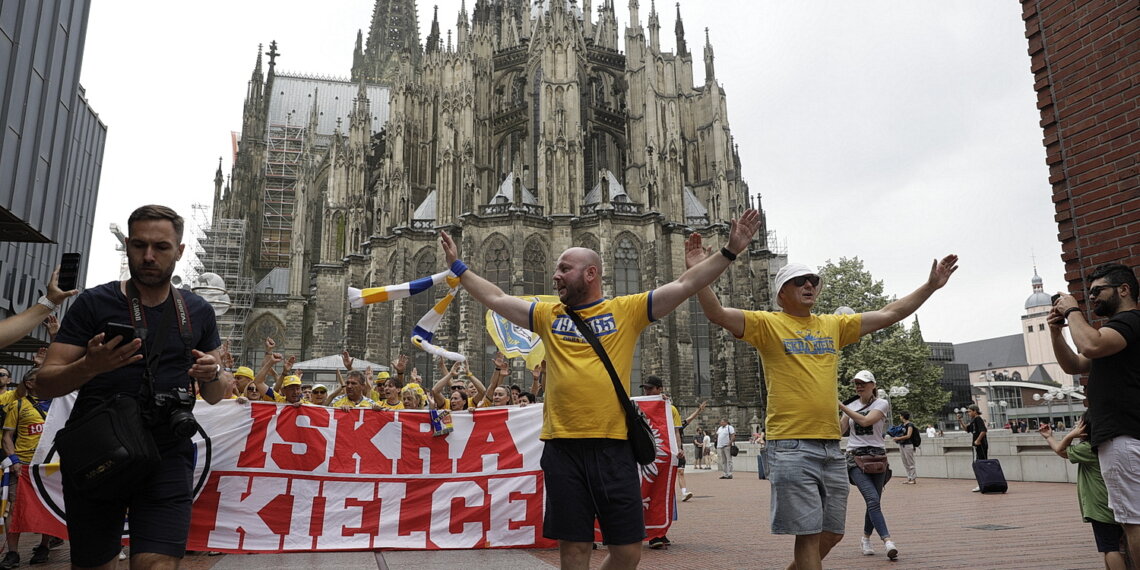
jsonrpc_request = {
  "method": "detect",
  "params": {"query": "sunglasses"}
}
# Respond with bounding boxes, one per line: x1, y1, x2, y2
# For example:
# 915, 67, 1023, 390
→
791, 275, 820, 287
1089, 284, 1120, 298
0, 373, 9, 377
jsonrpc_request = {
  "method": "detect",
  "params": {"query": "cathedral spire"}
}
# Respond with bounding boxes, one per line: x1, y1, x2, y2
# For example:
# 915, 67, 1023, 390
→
353, 0, 422, 83
213, 157, 224, 207
245, 44, 264, 105
648, 0, 660, 52
674, 2, 688, 56
703, 27, 715, 83
426, 5, 441, 54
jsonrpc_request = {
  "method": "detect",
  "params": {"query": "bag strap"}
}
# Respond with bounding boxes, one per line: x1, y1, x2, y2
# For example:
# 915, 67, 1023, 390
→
126, 281, 193, 400
563, 307, 639, 420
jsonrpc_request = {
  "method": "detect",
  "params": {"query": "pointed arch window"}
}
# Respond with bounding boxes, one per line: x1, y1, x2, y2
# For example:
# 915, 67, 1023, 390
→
480, 238, 512, 378
614, 237, 642, 383
614, 237, 640, 296
523, 241, 547, 296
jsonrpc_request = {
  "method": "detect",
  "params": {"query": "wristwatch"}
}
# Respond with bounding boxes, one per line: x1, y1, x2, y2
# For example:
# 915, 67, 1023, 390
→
37, 295, 57, 311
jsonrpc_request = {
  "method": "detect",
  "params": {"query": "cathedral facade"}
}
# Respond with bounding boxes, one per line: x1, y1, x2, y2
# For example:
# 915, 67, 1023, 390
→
205, 0, 779, 427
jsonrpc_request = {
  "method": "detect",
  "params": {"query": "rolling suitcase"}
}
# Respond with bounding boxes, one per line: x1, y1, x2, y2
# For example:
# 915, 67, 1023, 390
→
972, 459, 1008, 494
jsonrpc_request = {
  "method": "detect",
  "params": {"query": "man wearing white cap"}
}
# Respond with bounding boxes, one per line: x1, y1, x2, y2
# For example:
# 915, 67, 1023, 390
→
685, 244, 957, 570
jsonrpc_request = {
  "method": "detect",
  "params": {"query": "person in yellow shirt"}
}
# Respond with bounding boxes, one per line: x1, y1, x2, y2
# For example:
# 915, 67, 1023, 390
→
370, 371, 390, 402
439, 208, 760, 570
309, 384, 329, 406
330, 371, 379, 410
274, 375, 304, 406
1, 370, 55, 566
686, 240, 958, 570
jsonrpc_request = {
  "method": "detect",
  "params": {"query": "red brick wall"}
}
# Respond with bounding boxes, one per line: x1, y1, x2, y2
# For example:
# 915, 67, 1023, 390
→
1022, 1, 1140, 290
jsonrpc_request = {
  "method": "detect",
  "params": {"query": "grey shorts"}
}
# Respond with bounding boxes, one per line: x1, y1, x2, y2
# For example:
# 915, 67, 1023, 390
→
768, 439, 848, 535
1099, 435, 1140, 525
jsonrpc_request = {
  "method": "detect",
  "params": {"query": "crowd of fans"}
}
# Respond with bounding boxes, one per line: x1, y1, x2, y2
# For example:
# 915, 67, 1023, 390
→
225, 337, 547, 414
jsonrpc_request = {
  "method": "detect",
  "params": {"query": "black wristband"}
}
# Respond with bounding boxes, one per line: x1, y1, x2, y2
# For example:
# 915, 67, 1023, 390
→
720, 247, 737, 262
1063, 307, 1082, 318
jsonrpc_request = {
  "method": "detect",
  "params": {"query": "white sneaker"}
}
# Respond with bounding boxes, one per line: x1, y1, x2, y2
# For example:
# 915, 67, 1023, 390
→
119, 548, 128, 561
682, 491, 694, 502
971, 486, 981, 492
860, 537, 875, 555
884, 539, 898, 560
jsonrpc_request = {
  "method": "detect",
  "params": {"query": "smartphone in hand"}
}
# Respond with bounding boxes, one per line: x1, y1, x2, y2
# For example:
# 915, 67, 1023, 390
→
59, 252, 82, 290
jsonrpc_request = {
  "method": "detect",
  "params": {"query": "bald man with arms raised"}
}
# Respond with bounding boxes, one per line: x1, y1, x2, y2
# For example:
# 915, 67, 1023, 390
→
440, 209, 760, 570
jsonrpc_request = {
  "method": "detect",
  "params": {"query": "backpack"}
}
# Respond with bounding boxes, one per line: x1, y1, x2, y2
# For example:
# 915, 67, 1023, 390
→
908, 422, 922, 447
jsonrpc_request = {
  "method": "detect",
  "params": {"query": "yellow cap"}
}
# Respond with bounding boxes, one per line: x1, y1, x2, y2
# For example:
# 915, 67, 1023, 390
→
282, 375, 302, 387
234, 366, 255, 380
376, 371, 391, 381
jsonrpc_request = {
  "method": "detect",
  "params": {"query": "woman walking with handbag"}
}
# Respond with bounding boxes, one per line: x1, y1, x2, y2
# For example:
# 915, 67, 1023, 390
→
839, 370, 899, 561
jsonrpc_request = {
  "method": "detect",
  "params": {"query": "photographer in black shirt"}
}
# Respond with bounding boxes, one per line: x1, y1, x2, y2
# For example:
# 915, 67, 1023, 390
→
39, 205, 231, 568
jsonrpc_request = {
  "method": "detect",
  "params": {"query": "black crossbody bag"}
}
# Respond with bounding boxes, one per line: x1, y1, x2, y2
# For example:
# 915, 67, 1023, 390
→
564, 308, 658, 465
56, 283, 190, 493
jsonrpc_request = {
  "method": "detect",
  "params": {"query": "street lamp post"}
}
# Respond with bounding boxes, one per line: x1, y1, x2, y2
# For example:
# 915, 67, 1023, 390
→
1033, 392, 1055, 428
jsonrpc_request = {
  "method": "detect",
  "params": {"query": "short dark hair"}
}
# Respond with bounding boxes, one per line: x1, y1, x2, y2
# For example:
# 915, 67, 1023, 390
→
1087, 263, 1139, 302
520, 391, 536, 402
900, 411, 911, 420
128, 205, 185, 241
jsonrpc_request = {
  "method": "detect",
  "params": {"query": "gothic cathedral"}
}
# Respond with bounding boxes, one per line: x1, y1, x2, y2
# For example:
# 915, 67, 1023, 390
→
205, 0, 778, 425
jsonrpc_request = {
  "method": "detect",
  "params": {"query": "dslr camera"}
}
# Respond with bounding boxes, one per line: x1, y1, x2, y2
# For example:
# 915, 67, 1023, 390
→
151, 387, 199, 438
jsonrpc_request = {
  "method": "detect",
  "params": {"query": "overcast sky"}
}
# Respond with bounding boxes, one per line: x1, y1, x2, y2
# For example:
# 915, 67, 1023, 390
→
78, 1, 1066, 345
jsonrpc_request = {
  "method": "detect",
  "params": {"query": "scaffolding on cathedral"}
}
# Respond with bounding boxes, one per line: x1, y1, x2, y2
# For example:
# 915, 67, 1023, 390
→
198, 218, 253, 359
262, 123, 304, 267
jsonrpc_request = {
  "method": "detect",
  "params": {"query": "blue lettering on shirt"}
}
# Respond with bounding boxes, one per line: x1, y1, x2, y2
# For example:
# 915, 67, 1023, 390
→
782, 330, 837, 355
552, 313, 618, 342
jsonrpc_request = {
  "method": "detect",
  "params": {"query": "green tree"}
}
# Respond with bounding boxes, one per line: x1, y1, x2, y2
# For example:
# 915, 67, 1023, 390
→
815, 257, 950, 426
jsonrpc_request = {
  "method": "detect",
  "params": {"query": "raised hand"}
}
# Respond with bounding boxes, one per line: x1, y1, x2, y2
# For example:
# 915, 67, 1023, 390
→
439, 231, 460, 265
725, 208, 761, 254
265, 337, 276, 352
684, 233, 711, 270
927, 254, 959, 290
392, 354, 408, 374
46, 266, 79, 306
493, 351, 508, 371
43, 314, 60, 339
341, 349, 354, 370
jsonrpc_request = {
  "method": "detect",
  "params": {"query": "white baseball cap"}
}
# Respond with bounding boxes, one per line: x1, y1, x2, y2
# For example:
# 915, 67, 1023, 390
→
852, 370, 876, 384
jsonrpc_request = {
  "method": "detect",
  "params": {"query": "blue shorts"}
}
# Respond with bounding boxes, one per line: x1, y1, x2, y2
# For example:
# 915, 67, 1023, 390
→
540, 438, 645, 545
767, 439, 848, 535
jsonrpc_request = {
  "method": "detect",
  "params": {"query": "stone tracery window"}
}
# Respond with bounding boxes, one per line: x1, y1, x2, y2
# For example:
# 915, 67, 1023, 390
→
614, 237, 640, 296
523, 240, 547, 296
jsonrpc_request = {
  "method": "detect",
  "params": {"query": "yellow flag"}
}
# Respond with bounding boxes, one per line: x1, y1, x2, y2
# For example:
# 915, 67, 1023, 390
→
485, 295, 559, 369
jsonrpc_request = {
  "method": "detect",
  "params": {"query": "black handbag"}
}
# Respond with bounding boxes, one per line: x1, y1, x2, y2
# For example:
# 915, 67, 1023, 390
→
564, 308, 658, 465
56, 394, 160, 492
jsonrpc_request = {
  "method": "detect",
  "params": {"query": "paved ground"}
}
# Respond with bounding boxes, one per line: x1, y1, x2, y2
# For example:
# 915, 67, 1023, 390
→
11, 469, 1111, 569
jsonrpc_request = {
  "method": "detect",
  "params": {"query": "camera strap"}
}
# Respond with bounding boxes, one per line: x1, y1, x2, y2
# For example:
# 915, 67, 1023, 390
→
125, 281, 193, 400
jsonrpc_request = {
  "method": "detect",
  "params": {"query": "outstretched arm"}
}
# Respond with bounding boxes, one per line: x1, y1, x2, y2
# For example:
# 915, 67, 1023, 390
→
441, 231, 531, 328
649, 210, 760, 321
684, 235, 746, 337
859, 255, 958, 336
0, 267, 77, 350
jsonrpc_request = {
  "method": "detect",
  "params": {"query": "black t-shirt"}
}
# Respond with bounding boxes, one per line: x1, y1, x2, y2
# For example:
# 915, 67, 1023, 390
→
967, 416, 987, 445
1088, 309, 1140, 446
55, 281, 221, 421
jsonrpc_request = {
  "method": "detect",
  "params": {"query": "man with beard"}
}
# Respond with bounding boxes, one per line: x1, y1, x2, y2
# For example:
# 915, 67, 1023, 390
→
38, 205, 231, 568
685, 242, 957, 570
1050, 262, 1140, 566
439, 208, 760, 570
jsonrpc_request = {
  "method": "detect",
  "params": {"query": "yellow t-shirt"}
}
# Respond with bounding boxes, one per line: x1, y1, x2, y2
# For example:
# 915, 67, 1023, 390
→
530, 293, 653, 440
375, 398, 404, 410
739, 311, 862, 440
0, 390, 19, 409
670, 404, 682, 430
3, 397, 46, 463
330, 395, 377, 408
